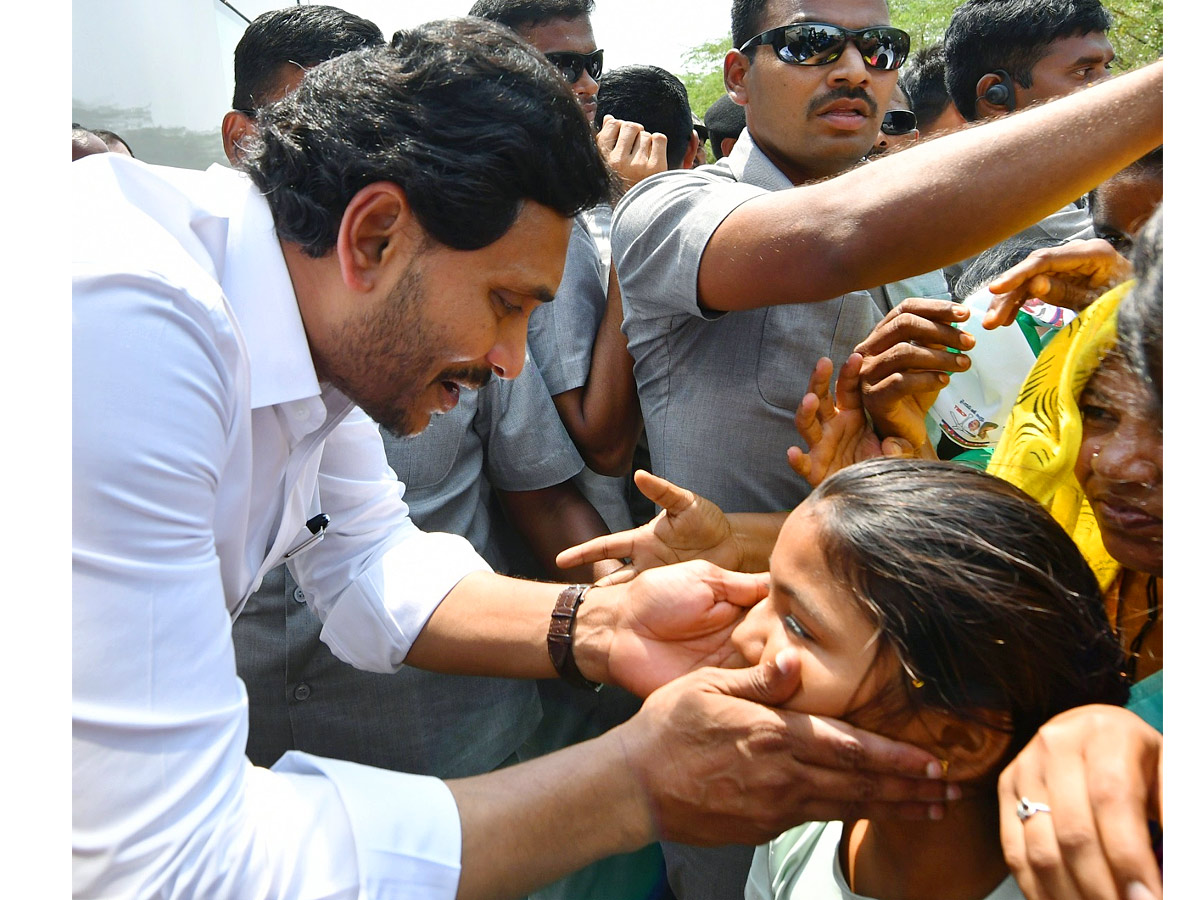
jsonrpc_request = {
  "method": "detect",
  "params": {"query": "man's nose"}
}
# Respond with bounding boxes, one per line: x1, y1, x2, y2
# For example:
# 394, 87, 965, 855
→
486, 316, 529, 380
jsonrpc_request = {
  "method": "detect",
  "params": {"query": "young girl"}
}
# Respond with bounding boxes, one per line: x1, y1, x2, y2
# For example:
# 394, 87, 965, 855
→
738, 458, 1128, 900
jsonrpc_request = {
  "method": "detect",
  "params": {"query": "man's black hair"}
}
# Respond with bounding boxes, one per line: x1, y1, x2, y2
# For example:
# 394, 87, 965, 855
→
731, 0, 770, 54
944, 0, 1112, 121
467, 0, 594, 31
92, 128, 134, 157
240, 18, 616, 258
900, 43, 953, 133
597, 65, 693, 169
231, 5, 384, 112
703, 94, 746, 159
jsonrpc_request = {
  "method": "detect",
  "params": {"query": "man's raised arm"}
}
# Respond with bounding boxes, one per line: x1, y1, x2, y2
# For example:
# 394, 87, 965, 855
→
698, 61, 1163, 311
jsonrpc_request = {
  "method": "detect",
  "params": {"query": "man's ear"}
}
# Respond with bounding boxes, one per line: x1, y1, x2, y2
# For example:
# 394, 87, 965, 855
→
974, 72, 1011, 119
221, 110, 254, 166
335, 182, 425, 294
923, 709, 1012, 782
685, 130, 701, 169
724, 49, 751, 105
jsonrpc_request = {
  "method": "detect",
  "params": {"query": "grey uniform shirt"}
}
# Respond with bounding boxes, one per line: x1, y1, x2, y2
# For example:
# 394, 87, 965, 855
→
612, 131, 884, 514
233, 354, 583, 778
527, 215, 634, 531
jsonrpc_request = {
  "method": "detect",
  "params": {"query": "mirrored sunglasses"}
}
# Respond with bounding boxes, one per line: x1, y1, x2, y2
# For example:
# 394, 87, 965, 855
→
880, 109, 918, 135
544, 49, 604, 84
739, 22, 910, 71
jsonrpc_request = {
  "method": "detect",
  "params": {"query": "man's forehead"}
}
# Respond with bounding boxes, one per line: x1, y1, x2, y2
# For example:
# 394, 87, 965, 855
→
763, 0, 890, 29
517, 15, 597, 54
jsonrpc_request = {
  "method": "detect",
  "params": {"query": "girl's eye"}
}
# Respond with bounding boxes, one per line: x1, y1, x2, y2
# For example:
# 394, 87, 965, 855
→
784, 614, 810, 641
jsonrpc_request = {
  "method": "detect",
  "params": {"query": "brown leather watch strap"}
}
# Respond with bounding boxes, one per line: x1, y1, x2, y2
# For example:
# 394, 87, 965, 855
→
547, 584, 601, 691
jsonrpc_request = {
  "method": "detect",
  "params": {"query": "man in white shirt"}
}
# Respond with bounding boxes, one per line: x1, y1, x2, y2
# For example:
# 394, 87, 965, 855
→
72, 20, 953, 900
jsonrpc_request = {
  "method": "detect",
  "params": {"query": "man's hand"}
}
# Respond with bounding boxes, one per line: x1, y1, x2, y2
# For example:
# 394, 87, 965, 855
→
788, 355, 919, 488
556, 469, 741, 586
984, 239, 1133, 329
576, 560, 769, 697
998, 705, 1162, 900
597, 115, 668, 189
853, 298, 973, 449
615, 648, 961, 846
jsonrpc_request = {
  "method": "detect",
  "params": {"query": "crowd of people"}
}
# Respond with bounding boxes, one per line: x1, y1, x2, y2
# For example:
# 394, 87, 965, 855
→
72, 0, 1163, 899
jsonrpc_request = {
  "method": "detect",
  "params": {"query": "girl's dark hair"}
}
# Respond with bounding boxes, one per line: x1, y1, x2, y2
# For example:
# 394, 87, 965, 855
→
808, 458, 1128, 762
241, 18, 616, 257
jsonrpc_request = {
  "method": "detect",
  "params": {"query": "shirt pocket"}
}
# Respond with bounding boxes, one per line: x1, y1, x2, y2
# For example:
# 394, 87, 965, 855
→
755, 292, 882, 412
384, 406, 470, 490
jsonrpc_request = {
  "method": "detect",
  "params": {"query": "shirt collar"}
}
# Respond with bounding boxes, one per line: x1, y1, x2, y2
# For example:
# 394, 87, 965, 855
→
726, 129, 796, 192
215, 165, 322, 410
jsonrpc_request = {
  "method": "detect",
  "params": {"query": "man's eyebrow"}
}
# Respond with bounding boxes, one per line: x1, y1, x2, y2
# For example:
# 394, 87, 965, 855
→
535, 287, 556, 304
1071, 52, 1112, 66
777, 580, 833, 635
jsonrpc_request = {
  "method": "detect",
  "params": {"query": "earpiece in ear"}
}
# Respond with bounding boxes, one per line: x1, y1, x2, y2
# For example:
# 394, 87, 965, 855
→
980, 69, 1017, 112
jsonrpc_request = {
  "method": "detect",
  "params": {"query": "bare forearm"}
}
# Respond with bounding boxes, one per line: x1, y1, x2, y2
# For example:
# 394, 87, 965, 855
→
555, 269, 642, 475
497, 484, 610, 582
726, 512, 788, 572
404, 571, 563, 677
700, 61, 1163, 310
449, 729, 652, 900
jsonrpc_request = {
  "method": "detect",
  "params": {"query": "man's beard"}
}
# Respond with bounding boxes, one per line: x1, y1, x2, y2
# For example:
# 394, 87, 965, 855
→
313, 262, 490, 437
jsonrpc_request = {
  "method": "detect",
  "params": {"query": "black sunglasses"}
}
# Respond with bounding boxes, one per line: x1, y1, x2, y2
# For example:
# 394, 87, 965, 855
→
739, 22, 910, 71
880, 109, 917, 135
544, 49, 604, 84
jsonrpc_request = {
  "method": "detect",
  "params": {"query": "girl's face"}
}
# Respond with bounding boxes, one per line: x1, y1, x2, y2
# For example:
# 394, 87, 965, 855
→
730, 505, 896, 722
1074, 355, 1163, 576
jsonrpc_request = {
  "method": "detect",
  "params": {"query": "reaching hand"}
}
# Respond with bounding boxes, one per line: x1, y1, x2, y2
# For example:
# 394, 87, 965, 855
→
556, 469, 741, 586
788, 355, 918, 489
853, 298, 973, 449
983, 239, 1133, 329
597, 115, 668, 189
615, 648, 961, 846
577, 560, 770, 697
998, 705, 1162, 900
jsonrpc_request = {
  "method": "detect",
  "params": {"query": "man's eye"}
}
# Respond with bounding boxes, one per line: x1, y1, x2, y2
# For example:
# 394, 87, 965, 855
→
1101, 232, 1132, 256
784, 614, 810, 640
493, 293, 522, 315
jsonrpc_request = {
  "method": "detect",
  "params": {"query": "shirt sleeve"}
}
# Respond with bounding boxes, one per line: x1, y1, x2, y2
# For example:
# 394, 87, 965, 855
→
288, 404, 491, 675
611, 170, 766, 322
72, 270, 463, 900
475, 353, 585, 493
526, 218, 608, 396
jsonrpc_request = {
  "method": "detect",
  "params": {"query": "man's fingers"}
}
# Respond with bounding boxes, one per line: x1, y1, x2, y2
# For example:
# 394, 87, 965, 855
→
632, 468, 698, 515
781, 711, 944, 780
832, 353, 865, 411
613, 120, 644, 159
786, 445, 812, 483
595, 563, 638, 587
792, 393, 822, 450
646, 132, 668, 171
556, 533, 635, 568
699, 564, 770, 609
595, 114, 621, 149
857, 308, 974, 357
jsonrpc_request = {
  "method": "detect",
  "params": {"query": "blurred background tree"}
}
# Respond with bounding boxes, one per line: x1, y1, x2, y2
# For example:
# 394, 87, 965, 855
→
676, 0, 1162, 123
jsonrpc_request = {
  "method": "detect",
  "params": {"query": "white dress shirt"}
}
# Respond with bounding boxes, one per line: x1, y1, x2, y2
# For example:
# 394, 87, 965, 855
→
73, 156, 489, 898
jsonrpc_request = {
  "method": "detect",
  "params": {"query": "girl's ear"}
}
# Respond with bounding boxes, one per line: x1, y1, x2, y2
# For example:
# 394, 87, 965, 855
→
921, 709, 1012, 782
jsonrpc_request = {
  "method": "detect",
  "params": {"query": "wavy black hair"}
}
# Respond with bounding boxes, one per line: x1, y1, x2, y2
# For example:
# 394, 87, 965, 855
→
240, 18, 616, 257
597, 65, 694, 169
468, 0, 595, 30
807, 458, 1128, 765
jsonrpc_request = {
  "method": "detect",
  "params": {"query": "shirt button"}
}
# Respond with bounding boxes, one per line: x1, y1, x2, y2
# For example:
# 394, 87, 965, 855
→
293, 588, 307, 603
293, 683, 312, 702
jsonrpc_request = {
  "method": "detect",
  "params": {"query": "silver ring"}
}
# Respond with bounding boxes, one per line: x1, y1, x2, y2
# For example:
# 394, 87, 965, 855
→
1016, 796, 1052, 822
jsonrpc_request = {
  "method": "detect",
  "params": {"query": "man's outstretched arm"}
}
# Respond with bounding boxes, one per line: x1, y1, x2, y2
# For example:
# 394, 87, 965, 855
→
697, 61, 1163, 311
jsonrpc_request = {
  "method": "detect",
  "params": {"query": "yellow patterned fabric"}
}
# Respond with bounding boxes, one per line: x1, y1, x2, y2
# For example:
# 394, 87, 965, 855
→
987, 282, 1134, 591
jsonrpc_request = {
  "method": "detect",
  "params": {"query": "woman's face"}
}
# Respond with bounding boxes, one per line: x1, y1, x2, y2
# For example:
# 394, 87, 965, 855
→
730, 505, 896, 722
1074, 354, 1163, 575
